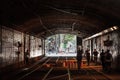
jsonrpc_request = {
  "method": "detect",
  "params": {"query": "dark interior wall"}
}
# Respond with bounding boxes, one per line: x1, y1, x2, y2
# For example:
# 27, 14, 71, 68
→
1, 26, 21, 67
83, 29, 120, 69
116, 30, 120, 70
0, 26, 43, 68
0, 25, 1, 53
0, 26, 2, 66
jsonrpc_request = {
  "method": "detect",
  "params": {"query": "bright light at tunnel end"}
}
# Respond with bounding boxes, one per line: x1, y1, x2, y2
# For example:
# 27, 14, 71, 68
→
45, 34, 77, 57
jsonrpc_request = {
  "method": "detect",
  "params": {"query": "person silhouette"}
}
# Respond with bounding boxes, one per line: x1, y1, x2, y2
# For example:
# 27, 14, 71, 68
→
85, 49, 90, 66
100, 49, 105, 70
93, 49, 99, 65
105, 49, 113, 72
76, 46, 83, 72
25, 50, 29, 65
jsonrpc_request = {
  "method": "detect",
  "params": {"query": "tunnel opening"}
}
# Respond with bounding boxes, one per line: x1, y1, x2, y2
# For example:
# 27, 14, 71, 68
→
45, 34, 77, 57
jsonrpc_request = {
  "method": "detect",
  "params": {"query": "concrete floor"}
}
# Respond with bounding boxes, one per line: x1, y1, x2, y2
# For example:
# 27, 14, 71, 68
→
1, 57, 120, 80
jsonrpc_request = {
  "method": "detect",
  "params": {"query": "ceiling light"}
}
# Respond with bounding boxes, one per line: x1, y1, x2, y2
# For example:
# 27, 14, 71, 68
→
104, 30, 108, 33
113, 26, 118, 30
110, 28, 114, 31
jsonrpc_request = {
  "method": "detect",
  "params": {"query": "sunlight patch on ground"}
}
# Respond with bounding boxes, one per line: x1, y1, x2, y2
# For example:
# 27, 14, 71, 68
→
45, 52, 77, 57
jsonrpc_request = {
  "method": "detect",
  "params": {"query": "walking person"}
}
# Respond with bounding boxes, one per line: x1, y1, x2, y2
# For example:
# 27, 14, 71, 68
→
85, 49, 90, 66
76, 46, 83, 72
105, 50, 113, 72
100, 49, 105, 70
93, 49, 99, 65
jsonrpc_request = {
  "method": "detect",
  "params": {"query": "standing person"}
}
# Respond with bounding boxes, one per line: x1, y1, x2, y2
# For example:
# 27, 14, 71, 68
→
93, 49, 99, 65
100, 49, 105, 70
25, 50, 29, 65
76, 46, 83, 72
85, 49, 90, 66
105, 50, 113, 72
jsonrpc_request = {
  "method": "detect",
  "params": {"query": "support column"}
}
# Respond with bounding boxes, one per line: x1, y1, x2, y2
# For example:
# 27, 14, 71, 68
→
23, 33, 26, 64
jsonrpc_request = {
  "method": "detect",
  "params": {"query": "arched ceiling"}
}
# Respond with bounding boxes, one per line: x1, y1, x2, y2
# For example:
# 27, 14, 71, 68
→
1, 0, 120, 38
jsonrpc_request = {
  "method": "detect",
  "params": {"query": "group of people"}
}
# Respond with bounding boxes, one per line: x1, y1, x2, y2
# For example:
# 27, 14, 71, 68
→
85, 49, 99, 66
100, 49, 113, 72
76, 46, 113, 72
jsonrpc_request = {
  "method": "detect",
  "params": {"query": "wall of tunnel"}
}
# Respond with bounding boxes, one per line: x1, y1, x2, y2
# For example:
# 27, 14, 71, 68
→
83, 29, 120, 70
0, 26, 44, 68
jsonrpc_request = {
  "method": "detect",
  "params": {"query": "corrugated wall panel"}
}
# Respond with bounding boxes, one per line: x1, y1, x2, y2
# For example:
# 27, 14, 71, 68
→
30, 36, 42, 58
0, 26, 44, 68
83, 30, 120, 69
2, 26, 14, 67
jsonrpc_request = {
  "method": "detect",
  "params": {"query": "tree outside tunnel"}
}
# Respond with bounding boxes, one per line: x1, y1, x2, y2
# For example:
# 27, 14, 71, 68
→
45, 34, 77, 56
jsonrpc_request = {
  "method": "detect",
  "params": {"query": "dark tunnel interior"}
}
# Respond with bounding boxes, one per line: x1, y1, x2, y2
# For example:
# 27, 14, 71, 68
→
0, 0, 120, 80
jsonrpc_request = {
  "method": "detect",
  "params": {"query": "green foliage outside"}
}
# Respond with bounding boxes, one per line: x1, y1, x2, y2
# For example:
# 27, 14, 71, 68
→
64, 34, 74, 44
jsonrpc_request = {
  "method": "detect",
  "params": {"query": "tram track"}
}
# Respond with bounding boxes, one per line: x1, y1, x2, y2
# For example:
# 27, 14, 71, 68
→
4, 56, 113, 80
17, 57, 48, 74
14, 57, 52, 80
16, 57, 60, 80
41, 56, 71, 80
88, 68, 112, 80
41, 56, 69, 80
70, 68, 112, 80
